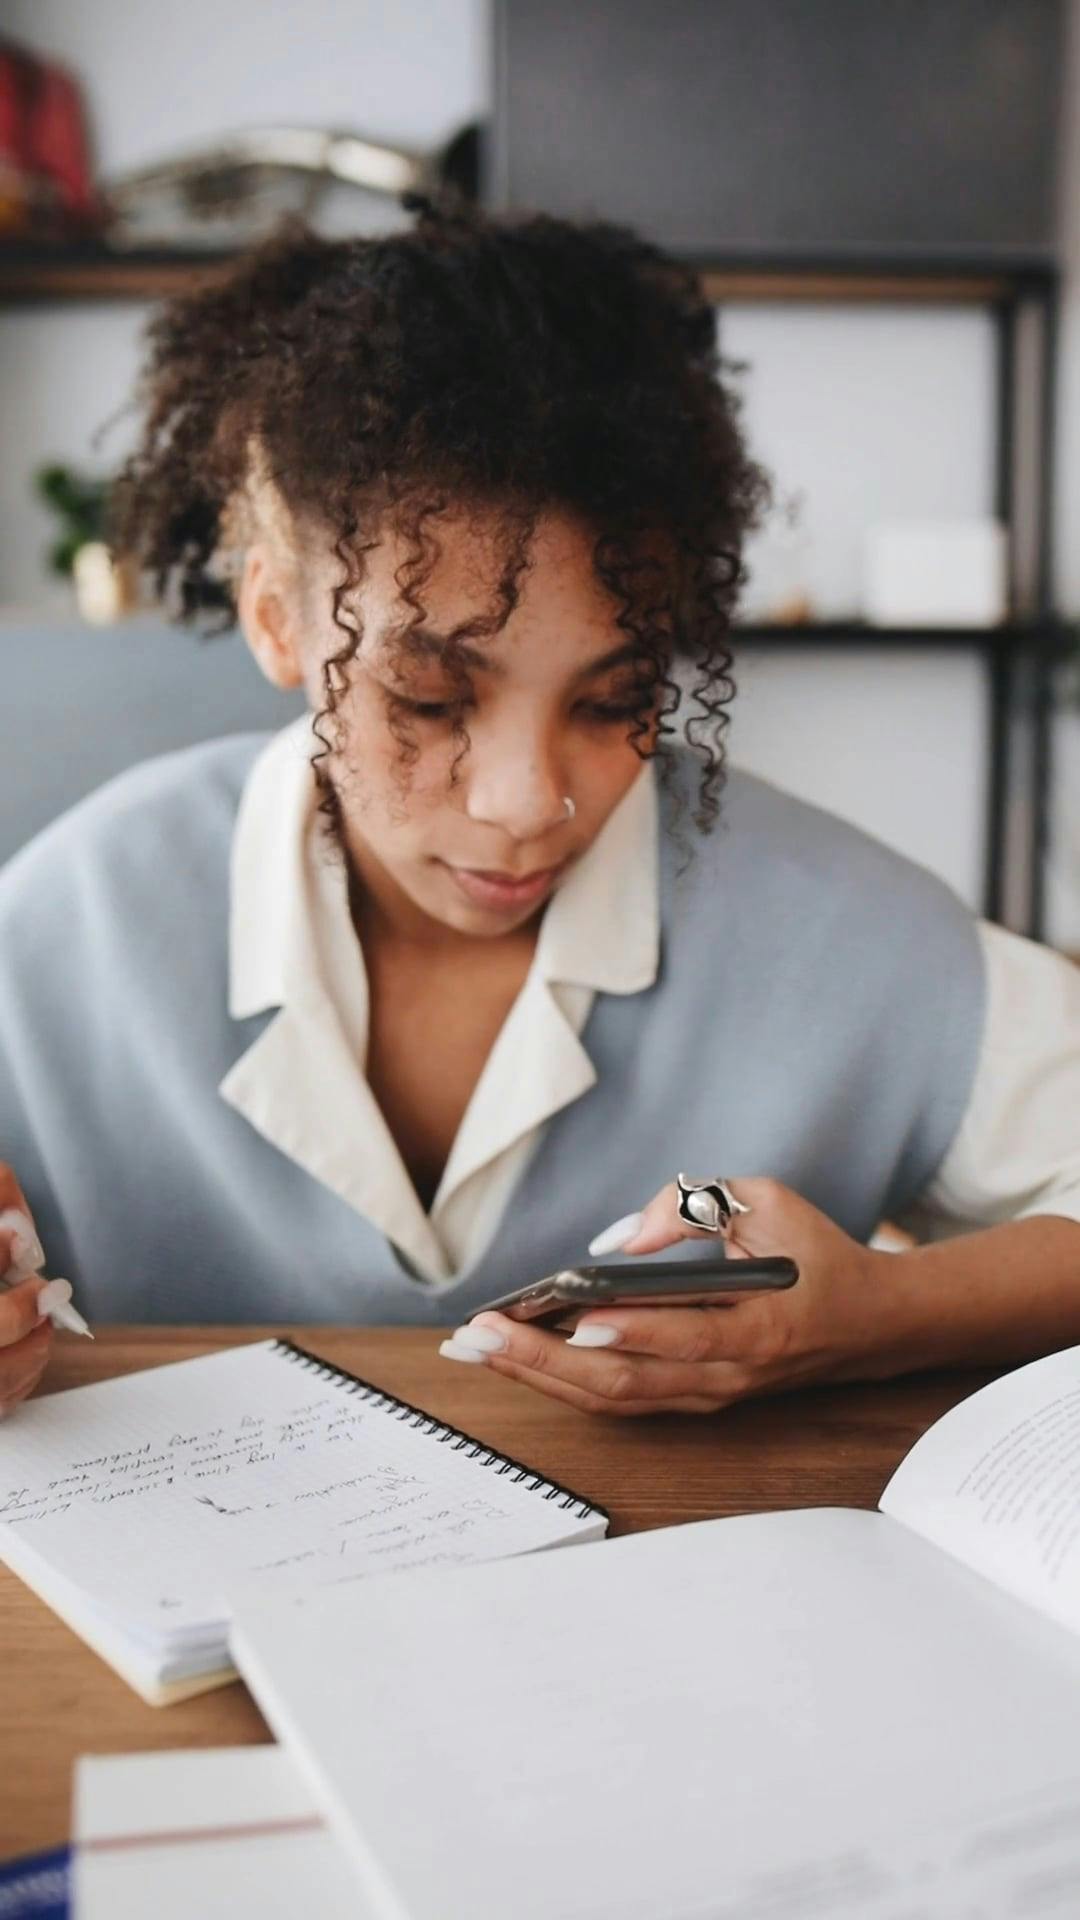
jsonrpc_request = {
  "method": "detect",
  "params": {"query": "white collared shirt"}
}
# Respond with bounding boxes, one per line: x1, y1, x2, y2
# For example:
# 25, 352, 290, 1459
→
219, 719, 1080, 1283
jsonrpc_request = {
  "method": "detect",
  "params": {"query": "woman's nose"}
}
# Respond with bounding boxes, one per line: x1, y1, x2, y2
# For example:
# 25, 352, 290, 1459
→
464, 735, 569, 843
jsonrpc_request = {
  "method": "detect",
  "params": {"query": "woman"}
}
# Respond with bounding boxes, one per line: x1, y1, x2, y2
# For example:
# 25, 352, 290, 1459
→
2, 201, 1079, 1420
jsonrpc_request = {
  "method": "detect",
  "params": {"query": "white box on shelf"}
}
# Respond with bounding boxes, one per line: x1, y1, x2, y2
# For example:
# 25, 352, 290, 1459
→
862, 519, 1007, 627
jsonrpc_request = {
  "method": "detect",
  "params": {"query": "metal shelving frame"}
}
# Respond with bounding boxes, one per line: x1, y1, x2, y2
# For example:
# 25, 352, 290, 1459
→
698, 254, 1065, 936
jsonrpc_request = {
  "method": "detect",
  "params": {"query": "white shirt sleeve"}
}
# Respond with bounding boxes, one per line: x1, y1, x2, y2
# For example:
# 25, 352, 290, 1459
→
899, 922, 1080, 1239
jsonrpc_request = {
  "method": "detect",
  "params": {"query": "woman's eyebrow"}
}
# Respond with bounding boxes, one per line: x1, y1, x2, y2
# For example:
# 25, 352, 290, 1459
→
575, 640, 639, 680
380, 624, 491, 671
378, 626, 639, 680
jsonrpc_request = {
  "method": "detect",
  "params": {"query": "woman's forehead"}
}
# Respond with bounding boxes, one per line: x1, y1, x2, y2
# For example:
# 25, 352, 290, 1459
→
359, 511, 627, 655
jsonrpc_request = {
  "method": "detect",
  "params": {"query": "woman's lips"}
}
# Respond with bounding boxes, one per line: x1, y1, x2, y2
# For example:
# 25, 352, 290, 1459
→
443, 860, 566, 911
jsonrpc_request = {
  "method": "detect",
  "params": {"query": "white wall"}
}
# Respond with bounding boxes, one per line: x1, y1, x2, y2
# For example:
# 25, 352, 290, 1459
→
1, 303, 147, 611
730, 305, 995, 623
724, 303, 994, 905
3, 0, 487, 173
2, 0, 1076, 929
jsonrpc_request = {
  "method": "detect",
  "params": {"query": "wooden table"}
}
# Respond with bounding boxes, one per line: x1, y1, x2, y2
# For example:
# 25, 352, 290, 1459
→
1, 1326, 998, 1859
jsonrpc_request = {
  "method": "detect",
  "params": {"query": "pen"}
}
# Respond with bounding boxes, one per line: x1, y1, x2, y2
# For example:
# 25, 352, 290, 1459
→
0, 1208, 94, 1340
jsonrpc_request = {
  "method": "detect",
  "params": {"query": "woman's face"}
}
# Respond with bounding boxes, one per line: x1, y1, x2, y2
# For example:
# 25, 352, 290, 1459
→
269, 510, 658, 938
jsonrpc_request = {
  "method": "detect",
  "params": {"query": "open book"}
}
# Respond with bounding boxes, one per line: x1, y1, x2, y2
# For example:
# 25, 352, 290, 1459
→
876, 1339, 1080, 1626
231, 1345, 1080, 1920
0, 1339, 607, 1704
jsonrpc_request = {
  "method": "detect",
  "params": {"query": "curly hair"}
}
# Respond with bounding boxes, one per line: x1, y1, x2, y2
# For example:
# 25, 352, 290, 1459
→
111, 196, 767, 832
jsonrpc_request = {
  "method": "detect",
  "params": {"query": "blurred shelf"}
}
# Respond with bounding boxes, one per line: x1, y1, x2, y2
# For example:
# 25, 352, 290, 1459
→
697, 263, 1055, 305
0, 241, 1059, 307
0, 242, 238, 304
734, 619, 1074, 653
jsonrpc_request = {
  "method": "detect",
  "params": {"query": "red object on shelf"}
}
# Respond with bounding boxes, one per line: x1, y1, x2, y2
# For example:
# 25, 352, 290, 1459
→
0, 38, 99, 237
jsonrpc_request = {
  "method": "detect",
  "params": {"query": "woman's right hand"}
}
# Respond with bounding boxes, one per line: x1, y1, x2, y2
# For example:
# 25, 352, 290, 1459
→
0, 1163, 53, 1416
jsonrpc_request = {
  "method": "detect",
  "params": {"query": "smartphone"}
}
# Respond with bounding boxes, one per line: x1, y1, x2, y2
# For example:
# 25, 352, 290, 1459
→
471, 1256, 798, 1327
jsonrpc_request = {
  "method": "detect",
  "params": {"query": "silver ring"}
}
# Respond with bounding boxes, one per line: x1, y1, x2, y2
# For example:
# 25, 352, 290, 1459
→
563, 795, 576, 820
675, 1173, 751, 1237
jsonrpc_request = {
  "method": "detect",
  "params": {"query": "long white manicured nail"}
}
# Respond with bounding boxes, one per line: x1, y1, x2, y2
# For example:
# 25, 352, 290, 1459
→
0, 1209, 45, 1279
451, 1323, 508, 1354
566, 1324, 621, 1348
587, 1212, 644, 1257
439, 1339, 488, 1366
37, 1279, 72, 1317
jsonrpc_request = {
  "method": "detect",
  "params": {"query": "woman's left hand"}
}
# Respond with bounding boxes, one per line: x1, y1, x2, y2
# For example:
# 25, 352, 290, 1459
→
440, 1178, 900, 1416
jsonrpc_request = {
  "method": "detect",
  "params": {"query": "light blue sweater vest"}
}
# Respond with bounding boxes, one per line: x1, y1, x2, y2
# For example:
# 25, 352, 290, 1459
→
0, 737, 984, 1324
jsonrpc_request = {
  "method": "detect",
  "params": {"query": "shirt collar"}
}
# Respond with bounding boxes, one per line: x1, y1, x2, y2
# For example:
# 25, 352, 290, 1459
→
228, 715, 319, 1020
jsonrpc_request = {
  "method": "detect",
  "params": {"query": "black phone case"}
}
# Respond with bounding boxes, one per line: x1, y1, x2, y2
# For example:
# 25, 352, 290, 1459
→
475, 1256, 798, 1323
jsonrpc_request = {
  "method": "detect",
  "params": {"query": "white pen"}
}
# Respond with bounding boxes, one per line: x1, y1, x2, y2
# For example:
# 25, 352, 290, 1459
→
0, 1208, 94, 1339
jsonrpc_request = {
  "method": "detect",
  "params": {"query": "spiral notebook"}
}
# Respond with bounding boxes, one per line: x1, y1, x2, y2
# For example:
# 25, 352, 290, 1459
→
0, 1339, 607, 1705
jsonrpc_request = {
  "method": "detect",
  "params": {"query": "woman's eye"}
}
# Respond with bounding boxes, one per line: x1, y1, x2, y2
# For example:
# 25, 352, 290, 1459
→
579, 698, 643, 724
384, 690, 465, 722
401, 698, 454, 719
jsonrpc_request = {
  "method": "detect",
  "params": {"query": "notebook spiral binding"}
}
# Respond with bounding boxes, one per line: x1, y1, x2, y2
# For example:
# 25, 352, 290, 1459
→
271, 1339, 606, 1522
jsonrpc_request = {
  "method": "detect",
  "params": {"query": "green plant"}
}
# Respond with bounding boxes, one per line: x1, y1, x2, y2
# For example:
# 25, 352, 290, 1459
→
34, 463, 112, 577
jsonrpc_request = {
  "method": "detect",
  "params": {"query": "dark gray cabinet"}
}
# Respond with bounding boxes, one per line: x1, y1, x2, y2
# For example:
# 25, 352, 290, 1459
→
490, 0, 1064, 260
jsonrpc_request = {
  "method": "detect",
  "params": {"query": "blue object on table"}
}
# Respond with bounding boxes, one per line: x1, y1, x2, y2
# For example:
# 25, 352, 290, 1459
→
0, 1846, 70, 1917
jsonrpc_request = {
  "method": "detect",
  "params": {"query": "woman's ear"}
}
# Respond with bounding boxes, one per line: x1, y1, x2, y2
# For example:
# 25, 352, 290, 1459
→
238, 545, 304, 689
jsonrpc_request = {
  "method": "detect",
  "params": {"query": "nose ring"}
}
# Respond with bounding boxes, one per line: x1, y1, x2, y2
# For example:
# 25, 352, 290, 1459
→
563, 795, 576, 820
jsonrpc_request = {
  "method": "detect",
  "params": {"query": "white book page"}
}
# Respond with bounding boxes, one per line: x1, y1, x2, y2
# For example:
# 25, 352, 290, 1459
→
232, 1507, 1080, 1920
74, 1747, 368, 1919
879, 1344, 1080, 1635
0, 1341, 603, 1643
